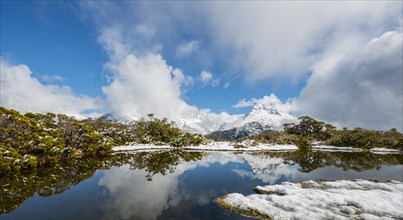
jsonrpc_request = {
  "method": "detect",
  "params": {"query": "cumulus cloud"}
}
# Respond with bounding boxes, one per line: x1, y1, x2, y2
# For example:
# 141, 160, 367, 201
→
296, 29, 403, 131
97, 26, 227, 127
101, 52, 193, 119
207, 1, 400, 82
73, 3, 244, 134
78, 3, 196, 120
79, 2, 402, 131
234, 94, 297, 114
0, 59, 102, 118
172, 68, 194, 88
176, 40, 200, 58
82, 2, 399, 83
199, 70, 219, 87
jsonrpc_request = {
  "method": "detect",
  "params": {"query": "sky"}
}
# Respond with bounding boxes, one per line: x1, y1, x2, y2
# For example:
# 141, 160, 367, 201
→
1, 1, 402, 131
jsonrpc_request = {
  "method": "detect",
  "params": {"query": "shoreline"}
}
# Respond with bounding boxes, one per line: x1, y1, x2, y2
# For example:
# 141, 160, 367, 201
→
112, 142, 403, 154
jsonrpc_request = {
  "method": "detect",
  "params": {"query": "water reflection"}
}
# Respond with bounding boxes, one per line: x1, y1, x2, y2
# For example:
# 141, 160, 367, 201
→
98, 151, 244, 219
98, 151, 204, 220
110, 150, 204, 181
232, 154, 298, 184
97, 151, 403, 219
0, 157, 109, 214
287, 150, 403, 172
1, 150, 402, 219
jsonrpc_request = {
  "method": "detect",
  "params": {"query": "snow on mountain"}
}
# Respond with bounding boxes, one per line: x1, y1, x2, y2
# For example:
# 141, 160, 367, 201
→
99, 103, 297, 136
219, 104, 297, 131
207, 104, 298, 139
100, 112, 141, 125
175, 111, 242, 135
99, 110, 242, 135
171, 103, 297, 135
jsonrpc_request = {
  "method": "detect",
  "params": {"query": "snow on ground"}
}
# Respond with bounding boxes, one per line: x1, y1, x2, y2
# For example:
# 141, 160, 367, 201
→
112, 144, 172, 151
311, 145, 362, 152
113, 142, 402, 153
185, 142, 298, 151
219, 179, 403, 220
113, 141, 298, 152
370, 148, 403, 154
312, 145, 403, 153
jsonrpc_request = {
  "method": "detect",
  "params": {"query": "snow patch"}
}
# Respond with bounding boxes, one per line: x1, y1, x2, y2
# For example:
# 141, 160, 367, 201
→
312, 145, 362, 152
113, 143, 402, 154
370, 148, 403, 154
113, 142, 298, 152
220, 179, 403, 219
112, 144, 172, 151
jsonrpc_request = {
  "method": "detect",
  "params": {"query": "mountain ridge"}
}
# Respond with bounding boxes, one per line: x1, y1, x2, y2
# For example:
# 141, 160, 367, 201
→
206, 104, 298, 140
103, 103, 298, 139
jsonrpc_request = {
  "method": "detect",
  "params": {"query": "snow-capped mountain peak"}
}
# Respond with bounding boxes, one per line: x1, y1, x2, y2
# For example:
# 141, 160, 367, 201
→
249, 104, 282, 116
206, 104, 298, 139
218, 104, 297, 132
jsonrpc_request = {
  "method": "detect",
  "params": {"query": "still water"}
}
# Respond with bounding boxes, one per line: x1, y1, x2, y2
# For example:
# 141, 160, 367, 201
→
1, 150, 402, 220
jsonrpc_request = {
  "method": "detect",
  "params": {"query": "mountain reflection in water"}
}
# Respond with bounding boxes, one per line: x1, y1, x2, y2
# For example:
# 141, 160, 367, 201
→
1, 150, 402, 219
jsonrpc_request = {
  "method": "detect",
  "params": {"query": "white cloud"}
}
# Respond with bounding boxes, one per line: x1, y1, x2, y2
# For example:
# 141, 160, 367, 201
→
172, 68, 194, 88
98, 27, 223, 126
83, 2, 400, 85
101, 51, 192, 119
84, 7, 199, 120
40, 75, 65, 83
200, 70, 212, 83
234, 94, 297, 114
199, 70, 219, 87
223, 75, 240, 89
77, 4, 241, 133
296, 29, 403, 131
0, 59, 102, 118
86, 2, 400, 83
176, 40, 200, 58
79, 2, 402, 131
206, 1, 401, 82
135, 23, 156, 39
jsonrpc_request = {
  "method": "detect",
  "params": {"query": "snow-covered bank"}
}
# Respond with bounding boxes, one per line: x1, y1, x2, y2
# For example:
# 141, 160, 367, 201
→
370, 148, 403, 154
218, 179, 403, 219
112, 142, 298, 152
185, 142, 298, 151
112, 145, 172, 151
113, 142, 402, 153
311, 145, 361, 152
312, 145, 403, 154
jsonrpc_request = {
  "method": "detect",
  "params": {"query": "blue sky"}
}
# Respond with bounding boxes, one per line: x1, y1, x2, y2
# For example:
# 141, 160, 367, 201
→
1, 2, 107, 98
1, 1, 402, 131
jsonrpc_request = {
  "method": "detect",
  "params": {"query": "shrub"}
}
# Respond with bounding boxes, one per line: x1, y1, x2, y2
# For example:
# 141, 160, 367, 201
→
295, 137, 312, 151
0, 107, 113, 174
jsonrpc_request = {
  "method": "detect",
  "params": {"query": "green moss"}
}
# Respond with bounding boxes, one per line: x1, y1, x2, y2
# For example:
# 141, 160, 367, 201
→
215, 196, 272, 219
